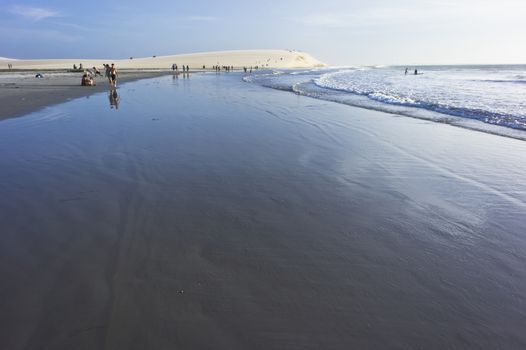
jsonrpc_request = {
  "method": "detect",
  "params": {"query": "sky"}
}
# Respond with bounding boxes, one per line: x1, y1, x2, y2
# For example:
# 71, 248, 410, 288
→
1, 0, 525, 65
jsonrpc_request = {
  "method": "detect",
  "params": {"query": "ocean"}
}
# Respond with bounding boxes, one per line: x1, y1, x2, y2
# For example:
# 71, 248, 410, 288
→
244, 65, 526, 140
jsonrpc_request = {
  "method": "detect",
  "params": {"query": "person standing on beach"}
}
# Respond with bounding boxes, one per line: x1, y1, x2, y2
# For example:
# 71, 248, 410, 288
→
105, 64, 112, 84
110, 63, 118, 87
405, 68, 408, 75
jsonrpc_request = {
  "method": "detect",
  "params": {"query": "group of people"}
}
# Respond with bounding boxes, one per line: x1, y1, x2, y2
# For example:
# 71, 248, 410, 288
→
81, 73, 96, 86
243, 66, 258, 73
169, 64, 261, 73
80, 66, 104, 86
78, 63, 117, 87
104, 63, 118, 87
171, 64, 190, 72
213, 65, 234, 72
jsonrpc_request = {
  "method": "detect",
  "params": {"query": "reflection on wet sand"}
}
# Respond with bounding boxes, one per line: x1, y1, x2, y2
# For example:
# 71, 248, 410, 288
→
172, 72, 190, 80
109, 89, 120, 109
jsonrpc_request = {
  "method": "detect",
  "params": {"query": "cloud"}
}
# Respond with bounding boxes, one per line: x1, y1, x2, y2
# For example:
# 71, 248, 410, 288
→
289, 1, 526, 28
290, 13, 354, 28
288, 11, 416, 28
49, 21, 91, 31
0, 26, 80, 43
9, 5, 60, 21
182, 15, 218, 22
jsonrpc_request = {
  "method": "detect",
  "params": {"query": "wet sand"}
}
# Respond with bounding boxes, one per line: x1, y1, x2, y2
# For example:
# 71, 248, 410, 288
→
1, 74, 526, 349
0, 70, 172, 121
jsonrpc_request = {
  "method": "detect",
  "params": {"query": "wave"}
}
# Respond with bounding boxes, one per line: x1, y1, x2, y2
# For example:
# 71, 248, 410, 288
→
473, 79, 526, 84
244, 66, 526, 139
314, 78, 525, 130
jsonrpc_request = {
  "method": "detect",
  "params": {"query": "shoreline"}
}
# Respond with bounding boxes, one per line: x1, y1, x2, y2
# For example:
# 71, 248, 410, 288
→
4, 69, 525, 144
0, 70, 176, 121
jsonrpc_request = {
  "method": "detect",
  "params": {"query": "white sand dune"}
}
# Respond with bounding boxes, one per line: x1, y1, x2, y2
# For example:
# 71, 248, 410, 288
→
0, 49, 326, 70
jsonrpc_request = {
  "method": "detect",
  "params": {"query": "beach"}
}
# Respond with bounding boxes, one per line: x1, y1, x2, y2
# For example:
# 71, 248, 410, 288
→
1, 71, 526, 349
0, 49, 325, 121
0, 71, 173, 121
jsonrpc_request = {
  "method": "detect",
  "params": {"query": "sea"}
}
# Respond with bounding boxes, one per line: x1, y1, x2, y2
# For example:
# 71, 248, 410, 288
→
244, 65, 526, 140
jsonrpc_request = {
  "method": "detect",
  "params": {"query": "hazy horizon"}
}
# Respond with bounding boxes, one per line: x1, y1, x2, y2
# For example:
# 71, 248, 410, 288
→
1, 0, 525, 65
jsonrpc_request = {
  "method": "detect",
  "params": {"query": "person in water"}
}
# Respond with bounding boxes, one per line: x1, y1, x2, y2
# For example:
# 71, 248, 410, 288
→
405, 68, 408, 75
414, 69, 418, 75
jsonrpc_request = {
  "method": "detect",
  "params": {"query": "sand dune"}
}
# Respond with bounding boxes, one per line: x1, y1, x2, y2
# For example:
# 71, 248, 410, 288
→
0, 49, 326, 70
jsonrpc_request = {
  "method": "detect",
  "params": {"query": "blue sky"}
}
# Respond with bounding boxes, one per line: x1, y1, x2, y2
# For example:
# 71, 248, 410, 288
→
1, 0, 525, 65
